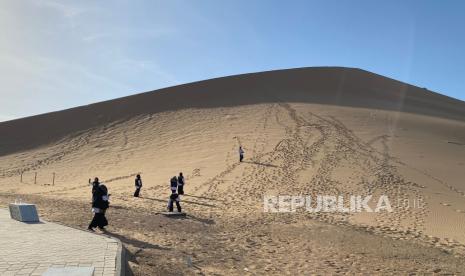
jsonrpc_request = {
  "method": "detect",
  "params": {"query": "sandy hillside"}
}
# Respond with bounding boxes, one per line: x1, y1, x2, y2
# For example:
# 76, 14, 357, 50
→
1, 67, 465, 275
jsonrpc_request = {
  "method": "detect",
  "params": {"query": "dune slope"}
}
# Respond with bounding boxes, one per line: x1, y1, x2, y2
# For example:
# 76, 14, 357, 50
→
1, 67, 465, 274
1, 67, 464, 156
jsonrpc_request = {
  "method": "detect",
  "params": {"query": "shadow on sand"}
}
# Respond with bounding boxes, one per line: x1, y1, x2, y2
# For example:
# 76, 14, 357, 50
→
102, 230, 169, 275
242, 160, 279, 168
160, 213, 215, 225
24, 221, 45, 224
183, 194, 221, 201
143, 197, 218, 208
448, 141, 465, 146
186, 214, 215, 225
103, 229, 170, 252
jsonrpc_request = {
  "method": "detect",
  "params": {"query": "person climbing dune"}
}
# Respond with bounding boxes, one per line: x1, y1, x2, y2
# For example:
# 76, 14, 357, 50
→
168, 192, 182, 212
177, 172, 185, 195
134, 174, 142, 197
239, 146, 245, 162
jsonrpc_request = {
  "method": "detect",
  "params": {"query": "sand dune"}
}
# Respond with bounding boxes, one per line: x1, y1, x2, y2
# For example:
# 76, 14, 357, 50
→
1, 67, 464, 157
1, 67, 465, 274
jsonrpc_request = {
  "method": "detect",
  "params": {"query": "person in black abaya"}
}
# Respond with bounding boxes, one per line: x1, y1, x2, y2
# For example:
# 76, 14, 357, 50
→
177, 172, 184, 195
134, 174, 142, 197
88, 183, 109, 231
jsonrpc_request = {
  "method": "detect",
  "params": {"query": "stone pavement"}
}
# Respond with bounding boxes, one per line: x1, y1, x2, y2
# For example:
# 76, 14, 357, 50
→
0, 209, 121, 276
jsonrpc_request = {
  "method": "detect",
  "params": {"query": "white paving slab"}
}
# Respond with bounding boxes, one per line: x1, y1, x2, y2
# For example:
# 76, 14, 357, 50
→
0, 209, 120, 276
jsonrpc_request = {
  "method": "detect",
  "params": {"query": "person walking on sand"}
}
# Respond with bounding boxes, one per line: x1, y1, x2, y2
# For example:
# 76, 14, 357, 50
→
239, 146, 245, 162
168, 193, 182, 212
91, 177, 100, 193
170, 176, 178, 193
177, 172, 185, 195
88, 182, 110, 231
134, 174, 142, 197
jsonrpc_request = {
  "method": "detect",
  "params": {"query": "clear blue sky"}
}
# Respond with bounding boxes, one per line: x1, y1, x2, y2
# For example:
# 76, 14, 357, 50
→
1, 0, 464, 121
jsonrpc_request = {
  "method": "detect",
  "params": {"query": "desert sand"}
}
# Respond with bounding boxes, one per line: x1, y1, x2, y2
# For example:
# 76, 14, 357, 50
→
1, 67, 465, 275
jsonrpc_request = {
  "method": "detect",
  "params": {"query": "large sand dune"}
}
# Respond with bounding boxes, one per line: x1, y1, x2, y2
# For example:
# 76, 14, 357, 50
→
1, 67, 465, 274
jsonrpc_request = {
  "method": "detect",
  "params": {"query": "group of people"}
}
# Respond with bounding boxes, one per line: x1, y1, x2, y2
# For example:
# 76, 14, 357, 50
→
168, 172, 184, 212
87, 147, 245, 231
169, 172, 184, 195
133, 172, 184, 212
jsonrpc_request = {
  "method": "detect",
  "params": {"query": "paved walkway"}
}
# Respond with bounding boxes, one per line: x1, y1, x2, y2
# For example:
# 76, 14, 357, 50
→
0, 209, 121, 276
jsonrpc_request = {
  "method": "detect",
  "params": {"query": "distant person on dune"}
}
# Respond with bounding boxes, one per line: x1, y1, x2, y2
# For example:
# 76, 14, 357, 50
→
168, 193, 182, 212
170, 176, 178, 193
91, 177, 100, 193
88, 182, 110, 231
239, 146, 245, 162
177, 172, 185, 195
134, 174, 142, 197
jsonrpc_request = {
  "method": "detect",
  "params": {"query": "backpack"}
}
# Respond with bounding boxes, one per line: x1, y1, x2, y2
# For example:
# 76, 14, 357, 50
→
99, 184, 110, 209
99, 184, 108, 195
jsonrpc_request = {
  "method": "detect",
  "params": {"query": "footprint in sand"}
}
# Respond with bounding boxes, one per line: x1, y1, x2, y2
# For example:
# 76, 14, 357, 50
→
191, 168, 201, 177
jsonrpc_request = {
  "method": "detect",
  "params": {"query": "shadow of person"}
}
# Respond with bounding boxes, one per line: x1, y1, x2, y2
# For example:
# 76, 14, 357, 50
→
186, 214, 215, 225
144, 197, 218, 208
182, 199, 217, 208
242, 160, 279, 168
183, 194, 221, 201
103, 229, 171, 251
141, 197, 165, 203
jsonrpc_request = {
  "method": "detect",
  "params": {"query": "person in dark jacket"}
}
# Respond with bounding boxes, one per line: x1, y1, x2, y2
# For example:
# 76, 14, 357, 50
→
170, 176, 178, 193
88, 183, 109, 231
134, 174, 142, 197
177, 172, 185, 195
91, 177, 100, 193
168, 193, 182, 212
239, 146, 245, 162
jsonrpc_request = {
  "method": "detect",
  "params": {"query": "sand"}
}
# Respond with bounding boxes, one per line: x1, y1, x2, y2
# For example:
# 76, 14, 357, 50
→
1, 67, 465, 275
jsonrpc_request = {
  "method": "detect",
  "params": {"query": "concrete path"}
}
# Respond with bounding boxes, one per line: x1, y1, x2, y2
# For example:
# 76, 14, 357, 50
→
0, 209, 121, 276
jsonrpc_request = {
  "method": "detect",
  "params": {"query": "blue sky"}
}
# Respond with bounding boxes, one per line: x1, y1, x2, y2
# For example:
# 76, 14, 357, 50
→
0, 0, 464, 121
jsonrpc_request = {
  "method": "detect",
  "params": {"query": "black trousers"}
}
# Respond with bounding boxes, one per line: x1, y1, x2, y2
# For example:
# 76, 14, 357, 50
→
134, 187, 141, 197
168, 200, 182, 212
240, 154, 244, 162
89, 212, 108, 229
178, 185, 184, 195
